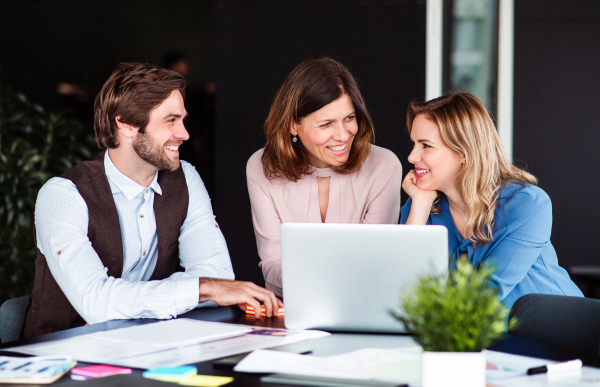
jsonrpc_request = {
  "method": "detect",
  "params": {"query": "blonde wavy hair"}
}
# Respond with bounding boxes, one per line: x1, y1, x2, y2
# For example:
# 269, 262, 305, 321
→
407, 93, 537, 244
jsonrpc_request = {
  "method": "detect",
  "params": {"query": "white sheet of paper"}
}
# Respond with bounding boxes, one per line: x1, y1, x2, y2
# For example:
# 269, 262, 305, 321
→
234, 347, 420, 382
113, 329, 330, 369
8, 322, 329, 369
485, 350, 550, 380
235, 347, 600, 387
489, 367, 600, 387
88, 319, 251, 347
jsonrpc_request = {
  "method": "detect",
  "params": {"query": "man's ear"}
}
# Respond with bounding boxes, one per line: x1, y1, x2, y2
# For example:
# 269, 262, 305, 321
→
115, 116, 138, 139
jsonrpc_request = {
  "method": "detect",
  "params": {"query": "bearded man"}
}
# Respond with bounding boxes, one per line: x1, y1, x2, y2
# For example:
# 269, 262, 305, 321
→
22, 63, 281, 338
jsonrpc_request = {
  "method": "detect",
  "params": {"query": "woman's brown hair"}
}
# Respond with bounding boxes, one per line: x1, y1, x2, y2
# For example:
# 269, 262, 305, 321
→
262, 57, 374, 182
94, 62, 186, 150
407, 93, 537, 244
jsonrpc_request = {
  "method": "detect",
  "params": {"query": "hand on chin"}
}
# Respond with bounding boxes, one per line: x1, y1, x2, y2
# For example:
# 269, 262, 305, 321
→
402, 170, 438, 204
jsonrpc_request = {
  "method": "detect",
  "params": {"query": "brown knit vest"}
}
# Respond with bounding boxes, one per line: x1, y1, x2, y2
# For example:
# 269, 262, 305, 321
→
22, 151, 189, 338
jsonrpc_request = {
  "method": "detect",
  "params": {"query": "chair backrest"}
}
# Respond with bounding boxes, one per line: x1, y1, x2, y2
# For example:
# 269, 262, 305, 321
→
0, 296, 30, 344
510, 294, 600, 357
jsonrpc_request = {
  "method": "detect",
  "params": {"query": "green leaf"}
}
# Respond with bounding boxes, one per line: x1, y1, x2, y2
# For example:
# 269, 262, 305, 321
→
0, 75, 96, 305
390, 260, 515, 352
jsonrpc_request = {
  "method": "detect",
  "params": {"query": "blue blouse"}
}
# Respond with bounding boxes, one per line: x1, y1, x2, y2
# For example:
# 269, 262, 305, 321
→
400, 183, 583, 309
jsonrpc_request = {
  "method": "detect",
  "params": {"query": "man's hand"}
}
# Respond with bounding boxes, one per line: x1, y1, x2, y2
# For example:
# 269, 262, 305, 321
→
199, 278, 283, 318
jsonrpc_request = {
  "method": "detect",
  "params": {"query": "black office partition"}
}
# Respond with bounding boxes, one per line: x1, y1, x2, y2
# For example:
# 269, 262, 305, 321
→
513, 1, 600, 269
215, 0, 426, 285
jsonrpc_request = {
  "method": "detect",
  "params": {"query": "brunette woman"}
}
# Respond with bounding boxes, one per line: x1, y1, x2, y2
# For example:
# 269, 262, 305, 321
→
247, 57, 402, 296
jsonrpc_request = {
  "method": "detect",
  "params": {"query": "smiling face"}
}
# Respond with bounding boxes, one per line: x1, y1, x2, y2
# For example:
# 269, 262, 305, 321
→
291, 94, 358, 168
408, 114, 465, 193
132, 90, 189, 171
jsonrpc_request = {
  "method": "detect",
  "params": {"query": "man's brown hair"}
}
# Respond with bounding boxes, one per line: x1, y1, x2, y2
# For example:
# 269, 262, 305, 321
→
262, 57, 374, 182
94, 62, 186, 150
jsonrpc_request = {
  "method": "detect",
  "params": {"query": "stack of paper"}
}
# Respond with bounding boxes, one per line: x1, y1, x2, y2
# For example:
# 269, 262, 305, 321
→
235, 347, 421, 384
7, 320, 329, 369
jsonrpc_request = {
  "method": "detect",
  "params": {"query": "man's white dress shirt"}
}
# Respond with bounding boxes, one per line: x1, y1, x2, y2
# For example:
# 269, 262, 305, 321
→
34, 151, 234, 324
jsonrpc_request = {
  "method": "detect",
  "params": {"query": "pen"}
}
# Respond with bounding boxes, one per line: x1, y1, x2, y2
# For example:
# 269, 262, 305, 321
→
527, 359, 582, 375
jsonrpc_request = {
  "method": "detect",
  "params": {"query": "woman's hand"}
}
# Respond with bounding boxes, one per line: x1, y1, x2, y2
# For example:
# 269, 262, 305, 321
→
402, 170, 438, 203
402, 170, 437, 225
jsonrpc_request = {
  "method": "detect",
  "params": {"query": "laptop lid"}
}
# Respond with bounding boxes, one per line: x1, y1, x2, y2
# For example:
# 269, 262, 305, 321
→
281, 223, 448, 333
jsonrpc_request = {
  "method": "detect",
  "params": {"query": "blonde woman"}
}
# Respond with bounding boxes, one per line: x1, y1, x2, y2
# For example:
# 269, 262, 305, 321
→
400, 93, 582, 308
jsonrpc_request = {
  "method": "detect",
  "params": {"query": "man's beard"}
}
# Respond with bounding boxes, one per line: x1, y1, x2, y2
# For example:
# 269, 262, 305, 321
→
133, 131, 181, 172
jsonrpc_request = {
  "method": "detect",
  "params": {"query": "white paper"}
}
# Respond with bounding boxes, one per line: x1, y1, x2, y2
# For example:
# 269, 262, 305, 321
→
88, 319, 251, 347
234, 347, 420, 383
485, 350, 550, 380
8, 322, 329, 369
490, 367, 600, 387
116, 329, 330, 369
235, 347, 600, 387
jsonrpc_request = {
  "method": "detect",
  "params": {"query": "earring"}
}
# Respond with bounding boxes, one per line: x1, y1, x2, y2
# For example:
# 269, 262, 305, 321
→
292, 135, 297, 143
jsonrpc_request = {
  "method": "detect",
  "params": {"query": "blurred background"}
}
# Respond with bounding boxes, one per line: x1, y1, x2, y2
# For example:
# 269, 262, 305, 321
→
1, 0, 599, 306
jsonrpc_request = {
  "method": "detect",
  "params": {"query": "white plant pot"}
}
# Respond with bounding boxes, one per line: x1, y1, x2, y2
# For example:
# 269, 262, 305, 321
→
421, 350, 486, 387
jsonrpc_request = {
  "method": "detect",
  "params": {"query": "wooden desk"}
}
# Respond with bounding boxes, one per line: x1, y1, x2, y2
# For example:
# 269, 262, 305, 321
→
1, 306, 598, 386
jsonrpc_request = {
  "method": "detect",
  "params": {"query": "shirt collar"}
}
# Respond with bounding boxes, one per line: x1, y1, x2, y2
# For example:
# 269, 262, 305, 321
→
104, 151, 162, 200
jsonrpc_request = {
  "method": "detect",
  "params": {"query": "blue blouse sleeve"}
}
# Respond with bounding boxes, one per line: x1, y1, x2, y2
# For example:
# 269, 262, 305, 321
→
484, 185, 553, 300
399, 198, 412, 224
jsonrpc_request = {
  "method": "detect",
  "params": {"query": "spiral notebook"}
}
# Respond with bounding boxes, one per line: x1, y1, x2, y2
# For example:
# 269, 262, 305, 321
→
0, 356, 76, 384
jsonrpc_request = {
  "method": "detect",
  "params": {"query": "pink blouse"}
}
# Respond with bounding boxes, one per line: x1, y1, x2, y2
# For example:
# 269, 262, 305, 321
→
246, 145, 402, 296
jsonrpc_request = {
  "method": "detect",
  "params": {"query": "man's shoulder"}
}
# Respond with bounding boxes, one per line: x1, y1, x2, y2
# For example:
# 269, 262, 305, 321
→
36, 176, 86, 212
61, 154, 106, 183
179, 160, 203, 189
39, 176, 78, 194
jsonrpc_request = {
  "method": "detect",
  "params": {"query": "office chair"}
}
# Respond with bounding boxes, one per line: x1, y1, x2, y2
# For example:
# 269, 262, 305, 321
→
509, 294, 600, 357
0, 296, 30, 344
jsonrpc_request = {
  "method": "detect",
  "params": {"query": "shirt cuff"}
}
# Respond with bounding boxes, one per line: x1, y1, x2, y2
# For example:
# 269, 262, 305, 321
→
175, 277, 201, 315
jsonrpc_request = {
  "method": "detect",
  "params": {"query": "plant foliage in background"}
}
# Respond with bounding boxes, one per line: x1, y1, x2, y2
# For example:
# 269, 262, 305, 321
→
391, 260, 517, 352
0, 77, 97, 305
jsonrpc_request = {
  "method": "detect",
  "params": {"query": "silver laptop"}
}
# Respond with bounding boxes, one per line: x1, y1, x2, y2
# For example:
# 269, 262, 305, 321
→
281, 223, 448, 333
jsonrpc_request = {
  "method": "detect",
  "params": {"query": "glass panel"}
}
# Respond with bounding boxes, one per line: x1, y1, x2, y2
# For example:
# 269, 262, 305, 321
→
444, 0, 498, 115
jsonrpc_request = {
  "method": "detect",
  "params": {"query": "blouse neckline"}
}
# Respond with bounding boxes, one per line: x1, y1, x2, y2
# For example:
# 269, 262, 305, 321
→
312, 166, 338, 178
439, 196, 473, 250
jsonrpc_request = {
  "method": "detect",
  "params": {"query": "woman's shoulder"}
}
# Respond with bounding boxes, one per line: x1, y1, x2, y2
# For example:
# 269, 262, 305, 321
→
247, 148, 264, 167
496, 182, 551, 222
361, 145, 401, 175
498, 182, 550, 206
246, 148, 295, 191
246, 148, 270, 183
246, 148, 266, 175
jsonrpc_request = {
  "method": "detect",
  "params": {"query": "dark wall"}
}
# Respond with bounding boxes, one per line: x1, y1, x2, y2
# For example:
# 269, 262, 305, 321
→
0, 0, 216, 106
513, 1, 600, 269
215, 0, 426, 285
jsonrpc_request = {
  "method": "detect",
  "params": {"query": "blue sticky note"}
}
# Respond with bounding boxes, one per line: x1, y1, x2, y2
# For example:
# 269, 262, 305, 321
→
143, 366, 197, 381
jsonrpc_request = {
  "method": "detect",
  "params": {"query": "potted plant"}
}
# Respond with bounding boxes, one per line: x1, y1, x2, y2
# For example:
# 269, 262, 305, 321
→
390, 260, 516, 387
0, 78, 97, 305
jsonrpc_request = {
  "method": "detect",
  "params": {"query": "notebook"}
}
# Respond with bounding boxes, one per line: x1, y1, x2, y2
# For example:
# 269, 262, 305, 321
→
0, 356, 76, 384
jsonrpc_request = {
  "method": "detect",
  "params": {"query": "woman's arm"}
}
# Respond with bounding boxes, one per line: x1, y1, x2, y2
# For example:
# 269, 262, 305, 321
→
482, 188, 553, 300
246, 158, 284, 297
